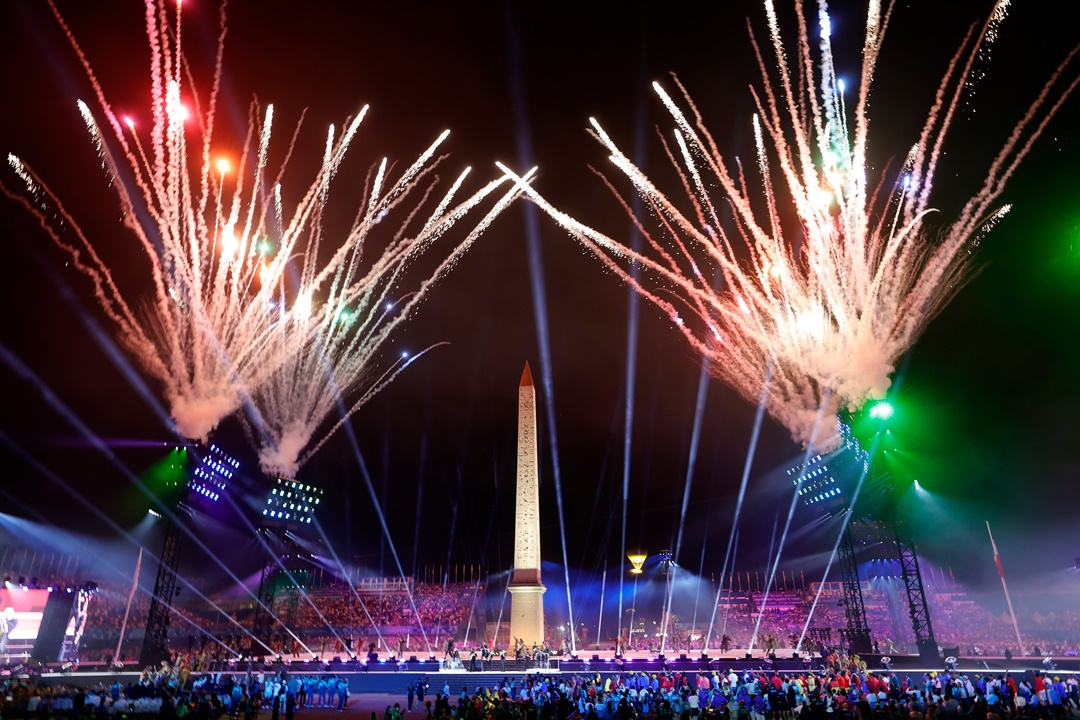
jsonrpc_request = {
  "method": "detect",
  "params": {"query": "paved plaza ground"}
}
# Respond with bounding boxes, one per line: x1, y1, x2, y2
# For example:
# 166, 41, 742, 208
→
286, 693, 412, 719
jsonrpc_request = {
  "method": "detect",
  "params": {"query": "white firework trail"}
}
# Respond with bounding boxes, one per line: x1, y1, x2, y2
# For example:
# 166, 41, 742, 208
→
502, 0, 1078, 450
252, 162, 535, 478
3, 0, 527, 464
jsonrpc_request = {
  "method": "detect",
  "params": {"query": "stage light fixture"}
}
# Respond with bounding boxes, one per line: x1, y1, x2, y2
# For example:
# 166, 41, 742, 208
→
868, 400, 894, 420
262, 478, 324, 528
187, 444, 237, 503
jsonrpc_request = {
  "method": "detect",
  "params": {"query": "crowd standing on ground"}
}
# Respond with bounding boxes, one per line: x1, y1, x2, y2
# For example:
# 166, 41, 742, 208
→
0, 658, 353, 719
394, 665, 1080, 720
1, 652, 1079, 719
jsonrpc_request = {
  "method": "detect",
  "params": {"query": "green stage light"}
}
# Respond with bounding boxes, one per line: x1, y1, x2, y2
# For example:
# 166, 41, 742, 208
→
868, 401, 894, 420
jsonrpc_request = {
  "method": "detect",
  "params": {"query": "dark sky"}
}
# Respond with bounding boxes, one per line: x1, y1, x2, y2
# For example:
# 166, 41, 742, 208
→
0, 0, 1078, 614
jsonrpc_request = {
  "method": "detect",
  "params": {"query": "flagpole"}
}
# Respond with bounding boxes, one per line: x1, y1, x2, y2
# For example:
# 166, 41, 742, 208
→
115, 548, 143, 661
986, 522, 1025, 656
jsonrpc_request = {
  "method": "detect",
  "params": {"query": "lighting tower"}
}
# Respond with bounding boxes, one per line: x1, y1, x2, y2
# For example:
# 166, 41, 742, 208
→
249, 478, 324, 657
871, 404, 937, 667
261, 478, 323, 525
787, 424, 873, 655
141, 489, 184, 668
142, 444, 238, 667
187, 443, 238, 501
836, 524, 872, 654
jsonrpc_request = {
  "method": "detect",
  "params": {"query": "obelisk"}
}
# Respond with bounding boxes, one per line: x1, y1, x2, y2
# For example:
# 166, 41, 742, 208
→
508, 362, 545, 647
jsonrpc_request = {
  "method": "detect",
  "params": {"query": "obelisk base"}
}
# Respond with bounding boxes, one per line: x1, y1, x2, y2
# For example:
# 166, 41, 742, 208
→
508, 583, 546, 648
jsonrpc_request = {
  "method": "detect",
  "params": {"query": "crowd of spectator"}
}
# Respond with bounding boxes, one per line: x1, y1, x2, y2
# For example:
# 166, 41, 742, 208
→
292, 582, 476, 633
0, 662, 354, 719
393, 662, 1080, 720
7, 572, 1080, 665
67, 578, 479, 663
661, 586, 1080, 658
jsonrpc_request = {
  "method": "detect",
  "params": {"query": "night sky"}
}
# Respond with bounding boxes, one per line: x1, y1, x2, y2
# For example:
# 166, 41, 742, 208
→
0, 1, 1078, 614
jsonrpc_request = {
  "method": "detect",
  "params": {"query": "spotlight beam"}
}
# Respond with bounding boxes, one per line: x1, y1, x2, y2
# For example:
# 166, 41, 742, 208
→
460, 573, 484, 649
30, 245, 175, 433
618, 225, 641, 657
664, 358, 711, 657
301, 327, 443, 654
346, 433, 433, 653
411, 438, 427, 583
749, 389, 833, 653
490, 568, 512, 648
507, 17, 576, 652
705, 363, 772, 648
219, 492, 332, 655
719, 529, 740, 641
690, 517, 710, 637
616, 80, 648, 663
306, 515, 388, 654
434, 468, 463, 651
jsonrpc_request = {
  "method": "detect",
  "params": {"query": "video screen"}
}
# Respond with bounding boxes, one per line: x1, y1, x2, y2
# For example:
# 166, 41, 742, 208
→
0, 587, 81, 661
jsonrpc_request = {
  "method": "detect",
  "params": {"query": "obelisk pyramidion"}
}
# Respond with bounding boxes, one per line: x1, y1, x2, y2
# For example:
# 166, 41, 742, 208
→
509, 361, 545, 647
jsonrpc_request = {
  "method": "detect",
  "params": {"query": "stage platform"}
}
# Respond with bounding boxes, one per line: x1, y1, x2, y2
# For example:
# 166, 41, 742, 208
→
12, 651, 1079, 695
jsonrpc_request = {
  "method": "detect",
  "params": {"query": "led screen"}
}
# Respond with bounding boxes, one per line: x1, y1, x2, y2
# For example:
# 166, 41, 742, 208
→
0, 587, 82, 661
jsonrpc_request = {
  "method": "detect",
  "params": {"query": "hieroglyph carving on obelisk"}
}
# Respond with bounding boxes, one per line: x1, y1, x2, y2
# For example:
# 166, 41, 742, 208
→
509, 361, 545, 647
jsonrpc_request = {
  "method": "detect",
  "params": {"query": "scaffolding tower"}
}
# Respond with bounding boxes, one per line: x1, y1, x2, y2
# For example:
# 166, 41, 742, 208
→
141, 493, 185, 667
893, 513, 938, 666
837, 522, 873, 655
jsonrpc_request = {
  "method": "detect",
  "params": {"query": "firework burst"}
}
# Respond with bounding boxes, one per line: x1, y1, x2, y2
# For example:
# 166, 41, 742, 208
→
249, 151, 532, 478
4, 0, 525, 463
502, 0, 1078, 450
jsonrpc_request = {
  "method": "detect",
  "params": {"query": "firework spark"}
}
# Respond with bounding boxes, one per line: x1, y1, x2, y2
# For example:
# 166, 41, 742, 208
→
249, 157, 534, 478
502, 0, 1078, 450
4, 0, 525, 463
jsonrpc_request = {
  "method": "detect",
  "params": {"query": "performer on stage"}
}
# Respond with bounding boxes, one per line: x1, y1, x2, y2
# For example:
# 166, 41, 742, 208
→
0, 606, 17, 656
